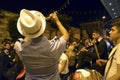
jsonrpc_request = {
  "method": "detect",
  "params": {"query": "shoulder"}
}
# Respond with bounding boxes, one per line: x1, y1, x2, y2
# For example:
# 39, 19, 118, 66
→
14, 38, 24, 52
60, 53, 68, 60
50, 36, 66, 47
51, 36, 66, 42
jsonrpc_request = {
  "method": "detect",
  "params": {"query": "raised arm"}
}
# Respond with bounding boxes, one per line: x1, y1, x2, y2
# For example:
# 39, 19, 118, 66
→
49, 12, 69, 41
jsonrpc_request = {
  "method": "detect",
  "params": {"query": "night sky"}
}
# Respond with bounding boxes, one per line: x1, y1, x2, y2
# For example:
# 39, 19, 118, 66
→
0, 0, 111, 27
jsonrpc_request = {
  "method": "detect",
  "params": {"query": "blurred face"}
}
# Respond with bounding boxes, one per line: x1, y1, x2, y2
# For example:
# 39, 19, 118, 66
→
72, 41, 78, 47
84, 39, 91, 46
4, 43, 11, 49
92, 32, 99, 40
67, 45, 75, 51
109, 26, 120, 42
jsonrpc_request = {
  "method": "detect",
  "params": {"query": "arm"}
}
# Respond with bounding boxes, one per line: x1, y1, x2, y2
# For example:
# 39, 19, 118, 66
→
98, 40, 108, 60
108, 64, 120, 80
49, 12, 69, 41
58, 60, 67, 73
96, 59, 107, 66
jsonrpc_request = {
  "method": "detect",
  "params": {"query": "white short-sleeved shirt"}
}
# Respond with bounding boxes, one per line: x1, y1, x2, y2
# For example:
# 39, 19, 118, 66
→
59, 53, 69, 74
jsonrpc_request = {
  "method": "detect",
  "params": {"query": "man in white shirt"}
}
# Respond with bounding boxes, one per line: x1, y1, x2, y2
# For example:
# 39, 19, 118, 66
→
59, 52, 69, 80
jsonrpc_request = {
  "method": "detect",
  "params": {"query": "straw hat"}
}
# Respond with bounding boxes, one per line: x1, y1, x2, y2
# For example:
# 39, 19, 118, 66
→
17, 9, 46, 38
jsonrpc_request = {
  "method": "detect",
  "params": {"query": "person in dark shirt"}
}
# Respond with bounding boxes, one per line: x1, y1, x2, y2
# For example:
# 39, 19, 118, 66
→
91, 30, 109, 76
0, 39, 24, 80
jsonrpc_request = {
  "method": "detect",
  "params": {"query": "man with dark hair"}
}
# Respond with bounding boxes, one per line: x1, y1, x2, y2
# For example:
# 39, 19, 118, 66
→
91, 30, 109, 76
99, 18, 120, 80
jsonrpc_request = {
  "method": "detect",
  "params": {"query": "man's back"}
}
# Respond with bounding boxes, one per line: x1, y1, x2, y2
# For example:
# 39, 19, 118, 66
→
15, 9, 69, 80
15, 36, 66, 80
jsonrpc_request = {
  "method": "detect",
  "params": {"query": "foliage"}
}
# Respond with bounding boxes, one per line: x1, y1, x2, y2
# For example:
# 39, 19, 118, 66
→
8, 16, 23, 41
59, 14, 72, 29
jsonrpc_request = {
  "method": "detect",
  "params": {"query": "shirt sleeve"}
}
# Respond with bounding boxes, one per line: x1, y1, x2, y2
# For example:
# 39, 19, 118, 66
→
115, 46, 120, 64
60, 53, 67, 61
49, 36, 67, 60
50, 36, 66, 51
14, 38, 24, 53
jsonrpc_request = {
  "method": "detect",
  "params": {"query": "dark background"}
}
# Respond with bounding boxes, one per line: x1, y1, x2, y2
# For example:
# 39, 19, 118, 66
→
0, 0, 111, 27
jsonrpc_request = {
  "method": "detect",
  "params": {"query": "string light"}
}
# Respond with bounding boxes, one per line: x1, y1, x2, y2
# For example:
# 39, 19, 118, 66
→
56, 0, 71, 12
61, 10, 105, 15
55, 0, 105, 18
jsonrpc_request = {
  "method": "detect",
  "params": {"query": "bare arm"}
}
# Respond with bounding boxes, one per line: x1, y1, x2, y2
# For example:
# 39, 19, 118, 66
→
96, 59, 107, 66
58, 60, 67, 73
49, 12, 69, 41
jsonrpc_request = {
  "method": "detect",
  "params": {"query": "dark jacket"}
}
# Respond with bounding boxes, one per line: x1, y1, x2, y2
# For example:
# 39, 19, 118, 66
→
0, 48, 23, 80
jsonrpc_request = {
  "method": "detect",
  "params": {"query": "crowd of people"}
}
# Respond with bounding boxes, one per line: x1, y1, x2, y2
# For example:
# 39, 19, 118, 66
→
0, 8, 120, 80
